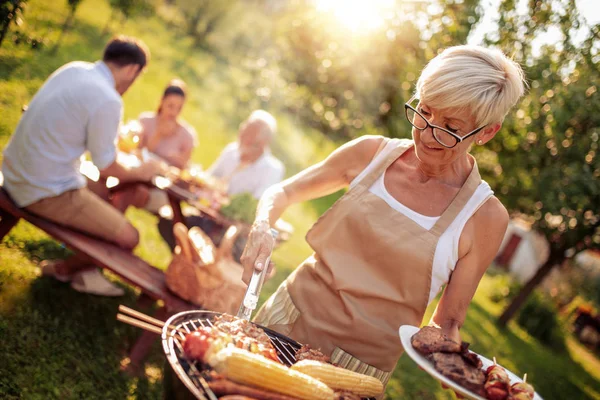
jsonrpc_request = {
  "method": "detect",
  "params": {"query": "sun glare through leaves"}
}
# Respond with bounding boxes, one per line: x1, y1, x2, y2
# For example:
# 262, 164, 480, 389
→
314, 0, 396, 33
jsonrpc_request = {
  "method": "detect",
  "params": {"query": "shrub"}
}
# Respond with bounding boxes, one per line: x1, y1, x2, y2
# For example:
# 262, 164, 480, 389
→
517, 290, 566, 351
487, 271, 522, 304
219, 193, 258, 224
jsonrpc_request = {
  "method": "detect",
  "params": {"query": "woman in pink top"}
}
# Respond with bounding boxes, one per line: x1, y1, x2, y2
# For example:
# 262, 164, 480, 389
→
112, 79, 197, 212
138, 79, 197, 169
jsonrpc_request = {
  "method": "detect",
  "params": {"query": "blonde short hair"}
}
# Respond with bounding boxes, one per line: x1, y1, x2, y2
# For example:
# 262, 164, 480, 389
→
415, 45, 526, 126
243, 110, 277, 141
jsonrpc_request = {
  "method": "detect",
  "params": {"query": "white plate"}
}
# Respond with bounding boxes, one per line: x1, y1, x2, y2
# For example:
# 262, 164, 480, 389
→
399, 325, 543, 400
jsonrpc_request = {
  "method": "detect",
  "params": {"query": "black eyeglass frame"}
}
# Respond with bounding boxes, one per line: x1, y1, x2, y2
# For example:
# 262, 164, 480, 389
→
404, 98, 486, 148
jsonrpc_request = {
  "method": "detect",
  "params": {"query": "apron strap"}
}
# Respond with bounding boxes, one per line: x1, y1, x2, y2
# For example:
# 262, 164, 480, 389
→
355, 139, 413, 191
430, 157, 482, 236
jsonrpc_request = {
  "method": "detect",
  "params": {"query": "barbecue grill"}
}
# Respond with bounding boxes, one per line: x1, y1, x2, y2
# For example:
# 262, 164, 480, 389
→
162, 310, 377, 400
163, 310, 303, 400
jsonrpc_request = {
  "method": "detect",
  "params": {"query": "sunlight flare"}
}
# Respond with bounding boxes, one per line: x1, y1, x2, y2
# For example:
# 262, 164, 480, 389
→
314, 0, 395, 33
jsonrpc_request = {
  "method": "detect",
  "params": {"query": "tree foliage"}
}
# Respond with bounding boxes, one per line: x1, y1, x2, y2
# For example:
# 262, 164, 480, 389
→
486, 0, 599, 259
108, 0, 154, 21
67, 0, 83, 15
0, 0, 27, 47
161, 0, 598, 265
174, 0, 230, 48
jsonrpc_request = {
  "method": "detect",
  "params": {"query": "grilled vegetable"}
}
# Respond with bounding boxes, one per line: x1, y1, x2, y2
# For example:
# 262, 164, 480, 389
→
291, 360, 384, 398
209, 348, 335, 400
183, 329, 214, 361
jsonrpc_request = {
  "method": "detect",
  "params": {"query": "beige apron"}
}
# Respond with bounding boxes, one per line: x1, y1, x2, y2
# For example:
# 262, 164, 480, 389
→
254, 139, 481, 385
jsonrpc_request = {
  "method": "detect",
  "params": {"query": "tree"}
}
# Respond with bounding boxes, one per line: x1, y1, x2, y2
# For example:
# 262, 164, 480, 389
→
52, 0, 84, 53
0, 0, 26, 47
261, 0, 485, 140
480, 0, 600, 325
175, 0, 230, 49
105, 0, 154, 33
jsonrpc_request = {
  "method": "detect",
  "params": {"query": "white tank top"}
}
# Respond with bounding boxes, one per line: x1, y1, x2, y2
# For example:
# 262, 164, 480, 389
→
351, 138, 494, 304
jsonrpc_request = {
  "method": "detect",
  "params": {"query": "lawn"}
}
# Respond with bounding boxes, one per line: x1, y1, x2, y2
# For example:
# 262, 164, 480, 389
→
1, 1, 600, 399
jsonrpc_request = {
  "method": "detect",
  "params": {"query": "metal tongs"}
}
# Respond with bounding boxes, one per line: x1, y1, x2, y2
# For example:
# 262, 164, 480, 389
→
237, 228, 279, 321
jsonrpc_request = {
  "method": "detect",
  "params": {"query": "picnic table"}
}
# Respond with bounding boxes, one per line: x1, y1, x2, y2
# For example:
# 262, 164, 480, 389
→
79, 154, 294, 242
79, 154, 232, 225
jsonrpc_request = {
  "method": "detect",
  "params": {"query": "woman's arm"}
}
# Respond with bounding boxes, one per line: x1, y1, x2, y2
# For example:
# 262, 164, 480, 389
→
240, 135, 385, 283
161, 126, 195, 169
137, 113, 154, 148
430, 196, 509, 343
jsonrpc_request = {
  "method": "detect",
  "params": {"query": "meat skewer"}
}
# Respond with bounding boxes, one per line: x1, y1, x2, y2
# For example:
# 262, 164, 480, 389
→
508, 373, 535, 400
484, 362, 511, 400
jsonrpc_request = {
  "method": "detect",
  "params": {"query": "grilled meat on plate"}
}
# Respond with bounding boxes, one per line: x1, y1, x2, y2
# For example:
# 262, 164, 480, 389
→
426, 352, 486, 397
411, 326, 462, 354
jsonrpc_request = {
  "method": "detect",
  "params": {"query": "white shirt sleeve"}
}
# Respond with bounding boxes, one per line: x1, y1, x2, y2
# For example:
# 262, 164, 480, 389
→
252, 162, 285, 199
86, 99, 122, 170
207, 143, 235, 178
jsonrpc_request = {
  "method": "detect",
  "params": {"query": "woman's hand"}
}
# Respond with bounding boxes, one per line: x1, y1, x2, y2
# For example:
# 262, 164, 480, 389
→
240, 220, 275, 284
138, 158, 168, 181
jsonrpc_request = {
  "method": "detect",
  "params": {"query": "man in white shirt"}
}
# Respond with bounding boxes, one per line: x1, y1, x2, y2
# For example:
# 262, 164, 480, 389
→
158, 110, 285, 259
208, 110, 284, 199
2, 35, 164, 296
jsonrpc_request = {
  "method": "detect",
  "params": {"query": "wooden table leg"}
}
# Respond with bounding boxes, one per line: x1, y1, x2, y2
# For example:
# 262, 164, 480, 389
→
125, 303, 168, 376
0, 210, 20, 241
168, 194, 185, 226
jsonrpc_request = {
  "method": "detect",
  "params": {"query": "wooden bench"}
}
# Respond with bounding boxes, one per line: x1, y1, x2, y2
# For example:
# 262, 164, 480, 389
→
0, 177, 196, 371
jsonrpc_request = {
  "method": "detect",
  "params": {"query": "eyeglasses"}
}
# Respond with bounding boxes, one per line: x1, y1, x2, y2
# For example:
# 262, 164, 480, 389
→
404, 98, 486, 148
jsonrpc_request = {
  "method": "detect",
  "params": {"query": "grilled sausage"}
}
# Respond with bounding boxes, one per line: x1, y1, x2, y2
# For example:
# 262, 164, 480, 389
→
208, 379, 300, 400
219, 396, 259, 400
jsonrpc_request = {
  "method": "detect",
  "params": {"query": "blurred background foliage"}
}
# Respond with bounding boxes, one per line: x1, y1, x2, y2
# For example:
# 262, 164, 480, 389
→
125, 0, 600, 273
1, 0, 598, 335
1, 0, 599, 398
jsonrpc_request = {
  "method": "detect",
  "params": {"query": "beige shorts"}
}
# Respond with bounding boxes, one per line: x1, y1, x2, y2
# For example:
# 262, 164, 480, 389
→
25, 187, 129, 243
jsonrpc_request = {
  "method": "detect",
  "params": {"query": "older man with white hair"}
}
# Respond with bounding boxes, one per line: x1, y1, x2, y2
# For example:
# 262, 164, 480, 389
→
208, 109, 284, 199
157, 110, 285, 257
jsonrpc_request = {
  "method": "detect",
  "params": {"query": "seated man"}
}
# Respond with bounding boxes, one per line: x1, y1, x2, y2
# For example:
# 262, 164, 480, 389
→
208, 109, 284, 199
1, 35, 165, 296
158, 110, 285, 258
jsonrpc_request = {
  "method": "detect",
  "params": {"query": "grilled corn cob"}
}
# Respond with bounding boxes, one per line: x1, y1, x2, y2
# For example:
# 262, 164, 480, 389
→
291, 359, 384, 397
209, 347, 335, 400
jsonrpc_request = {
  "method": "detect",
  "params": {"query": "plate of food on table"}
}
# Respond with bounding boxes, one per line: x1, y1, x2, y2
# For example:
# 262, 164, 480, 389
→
399, 325, 542, 400
178, 166, 228, 193
175, 313, 383, 400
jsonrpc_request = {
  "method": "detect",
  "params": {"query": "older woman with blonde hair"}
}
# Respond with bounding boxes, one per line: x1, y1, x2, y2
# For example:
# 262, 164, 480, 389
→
240, 45, 526, 391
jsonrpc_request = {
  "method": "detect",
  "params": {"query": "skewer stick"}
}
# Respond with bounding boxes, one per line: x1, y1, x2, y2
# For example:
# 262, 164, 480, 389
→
117, 314, 163, 335
118, 305, 187, 335
523, 373, 527, 383
493, 357, 497, 365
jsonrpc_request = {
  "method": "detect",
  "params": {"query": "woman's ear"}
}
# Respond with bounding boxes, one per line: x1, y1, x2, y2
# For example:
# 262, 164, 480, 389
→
478, 123, 502, 145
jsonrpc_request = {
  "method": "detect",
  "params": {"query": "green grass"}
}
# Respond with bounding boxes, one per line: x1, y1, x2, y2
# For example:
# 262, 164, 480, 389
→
1, 1, 600, 399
